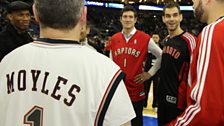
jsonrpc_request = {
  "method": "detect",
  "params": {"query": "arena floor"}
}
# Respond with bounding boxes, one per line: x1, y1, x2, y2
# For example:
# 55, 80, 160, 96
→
143, 85, 158, 126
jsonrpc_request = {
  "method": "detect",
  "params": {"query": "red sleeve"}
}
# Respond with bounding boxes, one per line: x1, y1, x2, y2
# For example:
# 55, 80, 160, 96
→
166, 20, 224, 126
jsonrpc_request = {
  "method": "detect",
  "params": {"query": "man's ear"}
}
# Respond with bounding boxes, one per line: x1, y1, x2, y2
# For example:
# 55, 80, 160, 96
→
7, 13, 13, 21
180, 13, 183, 22
162, 16, 165, 23
80, 6, 87, 26
134, 17, 137, 24
32, 4, 39, 23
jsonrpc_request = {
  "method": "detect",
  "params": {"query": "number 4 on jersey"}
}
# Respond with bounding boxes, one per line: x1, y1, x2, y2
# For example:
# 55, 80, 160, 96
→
24, 106, 43, 126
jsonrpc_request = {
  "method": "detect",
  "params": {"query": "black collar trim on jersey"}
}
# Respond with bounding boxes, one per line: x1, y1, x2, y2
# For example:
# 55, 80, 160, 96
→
178, 31, 185, 37
217, 16, 224, 21
167, 31, 185, 40
36, 38, 80, 44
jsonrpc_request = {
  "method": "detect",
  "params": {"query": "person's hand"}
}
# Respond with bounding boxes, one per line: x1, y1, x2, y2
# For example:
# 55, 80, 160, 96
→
134, 72, 151, 84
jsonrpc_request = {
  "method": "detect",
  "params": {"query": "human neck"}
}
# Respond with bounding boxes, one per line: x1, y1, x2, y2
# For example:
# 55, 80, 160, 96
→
39, 26, 80, 41
207, 9, 224, 24
123, 27, 134, 36
168, 27, 183, 38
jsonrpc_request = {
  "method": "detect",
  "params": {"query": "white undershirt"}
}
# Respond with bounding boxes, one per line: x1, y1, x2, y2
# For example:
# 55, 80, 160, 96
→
122, 28, 137, 42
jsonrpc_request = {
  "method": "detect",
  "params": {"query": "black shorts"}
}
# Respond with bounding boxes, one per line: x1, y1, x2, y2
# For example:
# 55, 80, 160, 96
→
158, 99, 184, 126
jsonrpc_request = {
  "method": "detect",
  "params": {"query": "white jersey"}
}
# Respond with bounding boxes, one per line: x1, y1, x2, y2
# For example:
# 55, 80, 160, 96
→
0, 39, 135, 126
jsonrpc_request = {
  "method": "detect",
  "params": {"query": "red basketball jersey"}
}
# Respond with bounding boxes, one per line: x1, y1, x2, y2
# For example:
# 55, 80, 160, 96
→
111, 30, 150, 101
168, 17, 224, 126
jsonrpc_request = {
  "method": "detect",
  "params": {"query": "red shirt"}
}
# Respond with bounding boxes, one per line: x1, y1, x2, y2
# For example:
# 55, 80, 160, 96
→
111, 30, 150, 101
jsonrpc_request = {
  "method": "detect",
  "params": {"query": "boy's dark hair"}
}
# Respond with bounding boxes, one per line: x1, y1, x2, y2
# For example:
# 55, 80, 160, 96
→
120, 5, 137, 17
163, 1, 181, 15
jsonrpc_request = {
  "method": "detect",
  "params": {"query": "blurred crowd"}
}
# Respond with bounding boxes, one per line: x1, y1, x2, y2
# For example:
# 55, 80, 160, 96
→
0, 3, 205, 56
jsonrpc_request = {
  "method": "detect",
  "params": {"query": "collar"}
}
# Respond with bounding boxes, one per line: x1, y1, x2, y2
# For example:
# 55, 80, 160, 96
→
81, 38, 88, 45
122, 27, 137, 38
36, 38, 80, 44
217, 16, 224, 21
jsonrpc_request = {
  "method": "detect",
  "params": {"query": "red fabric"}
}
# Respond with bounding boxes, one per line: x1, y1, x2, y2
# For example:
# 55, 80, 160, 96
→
111, 30, 150, 101
177, 61, 189, 110
177, 32, 197, 110
167, 18, 224, 126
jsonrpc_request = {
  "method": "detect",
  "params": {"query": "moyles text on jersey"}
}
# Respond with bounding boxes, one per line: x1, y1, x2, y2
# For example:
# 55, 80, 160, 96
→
5, 69, 81, 107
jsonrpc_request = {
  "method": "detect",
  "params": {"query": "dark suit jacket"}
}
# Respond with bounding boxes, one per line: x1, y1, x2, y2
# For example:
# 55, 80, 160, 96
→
0, 23, 33, 61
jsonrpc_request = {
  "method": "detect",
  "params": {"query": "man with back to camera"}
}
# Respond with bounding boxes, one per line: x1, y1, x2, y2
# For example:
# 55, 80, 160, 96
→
157, 1, 197, 126
0, 1, 33, 61
0, 0, 136, 125
110, 5, 162, 126
167, 0, 224, 125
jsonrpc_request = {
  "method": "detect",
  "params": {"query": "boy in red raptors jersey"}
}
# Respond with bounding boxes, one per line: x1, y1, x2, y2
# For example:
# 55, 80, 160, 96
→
167, 0, 224, 125
158, 2, 197, 126
110, 5, 162, 126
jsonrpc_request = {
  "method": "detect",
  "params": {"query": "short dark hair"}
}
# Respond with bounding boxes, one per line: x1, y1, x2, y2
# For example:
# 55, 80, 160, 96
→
7, 1, 30, 13
120, 5, 137, 17
34, 0, 85, 30
163, 1, 181, 15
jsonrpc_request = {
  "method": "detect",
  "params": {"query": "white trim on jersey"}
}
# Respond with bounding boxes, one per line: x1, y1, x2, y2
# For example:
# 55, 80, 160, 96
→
94, 69, 124, 126
182, 32, 196, 54
174, 18, 223, 126
182, 32, 197, 87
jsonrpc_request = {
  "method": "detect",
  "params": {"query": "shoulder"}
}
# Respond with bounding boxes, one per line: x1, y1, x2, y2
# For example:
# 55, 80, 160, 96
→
0, 29, 9, 37
198, 18, 224, 42
136, 30, 151, 38
0, 43, 30, 63
0, 26, 15, 42
111, 32, 123, 44
196, 18, 224, 50
112, 32, 122, 38
84, 48, 120, 69
181, 32, 197, 51
181, 32, 197, 45
182, 32, 196, 39
212, 18, 224, 35
202, 18, 224, 35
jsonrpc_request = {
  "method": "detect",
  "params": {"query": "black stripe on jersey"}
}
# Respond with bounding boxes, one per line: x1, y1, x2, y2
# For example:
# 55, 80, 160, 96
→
217, 16, 224, 21
36, 38, 80, 44
97, 71, 125, 126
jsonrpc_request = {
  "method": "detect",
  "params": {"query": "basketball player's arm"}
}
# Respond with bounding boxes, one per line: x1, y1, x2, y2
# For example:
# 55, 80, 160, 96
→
147, 38, 162, 76
135, 38, 162, 83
